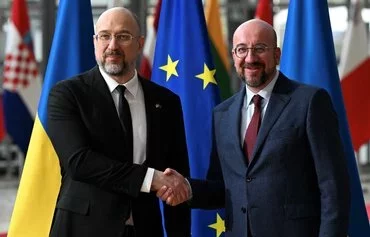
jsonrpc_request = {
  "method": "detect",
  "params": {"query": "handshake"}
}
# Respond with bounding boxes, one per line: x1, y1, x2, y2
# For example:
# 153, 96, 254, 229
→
151, 168, 191, 206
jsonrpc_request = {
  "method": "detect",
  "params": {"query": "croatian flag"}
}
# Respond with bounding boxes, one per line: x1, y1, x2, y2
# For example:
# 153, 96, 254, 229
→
3, 0, 41, 154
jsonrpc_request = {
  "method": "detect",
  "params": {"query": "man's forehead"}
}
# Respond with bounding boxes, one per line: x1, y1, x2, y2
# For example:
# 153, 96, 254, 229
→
96, 8, 132, 26
233, 24, 275, 45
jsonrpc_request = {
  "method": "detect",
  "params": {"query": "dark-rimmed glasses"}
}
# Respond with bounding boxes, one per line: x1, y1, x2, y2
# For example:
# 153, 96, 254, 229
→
233, 45, 276, 58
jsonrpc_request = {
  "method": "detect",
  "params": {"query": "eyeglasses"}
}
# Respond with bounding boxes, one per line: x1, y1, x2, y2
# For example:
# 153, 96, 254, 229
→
94, 33, 139, 46
233, 45, 276, 58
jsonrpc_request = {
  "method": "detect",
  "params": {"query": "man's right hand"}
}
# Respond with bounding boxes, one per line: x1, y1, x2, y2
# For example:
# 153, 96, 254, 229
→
151, 170, 173, 191
155, 168, 191, 206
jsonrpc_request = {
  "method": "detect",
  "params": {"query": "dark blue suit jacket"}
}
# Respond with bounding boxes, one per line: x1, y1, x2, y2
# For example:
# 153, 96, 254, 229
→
190, 72, 350, 237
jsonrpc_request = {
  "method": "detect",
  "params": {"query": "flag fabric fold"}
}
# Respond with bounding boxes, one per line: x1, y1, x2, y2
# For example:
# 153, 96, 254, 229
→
280, 0, 370, 236
2, 0, 41, 154
151, 0, 224, 236
339, 0, 370, 151
8, 1, 96, 236
204, 0, 232, 101
139, 0, 162, 79
254, 0, 273, 25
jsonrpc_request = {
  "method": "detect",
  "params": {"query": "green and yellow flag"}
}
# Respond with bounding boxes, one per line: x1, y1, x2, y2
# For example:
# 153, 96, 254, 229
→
205, 0, 232, 101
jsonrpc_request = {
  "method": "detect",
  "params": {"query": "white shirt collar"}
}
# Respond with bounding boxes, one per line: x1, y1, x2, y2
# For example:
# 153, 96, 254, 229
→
99, 67, 139, 97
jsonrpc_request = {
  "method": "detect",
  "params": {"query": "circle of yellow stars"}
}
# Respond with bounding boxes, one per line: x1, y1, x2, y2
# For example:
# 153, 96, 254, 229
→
159, 54, 217, 89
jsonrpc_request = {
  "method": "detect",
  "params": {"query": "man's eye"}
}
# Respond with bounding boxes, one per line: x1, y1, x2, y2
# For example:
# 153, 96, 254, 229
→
99, 34, 110, 40
117, 34, 131, 41
254, 47, 265, 53
237, 47, 247, 53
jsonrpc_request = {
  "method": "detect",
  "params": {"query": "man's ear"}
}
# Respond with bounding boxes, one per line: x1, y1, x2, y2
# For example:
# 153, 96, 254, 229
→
275, 47, 281, 65
137, 36, 145, 52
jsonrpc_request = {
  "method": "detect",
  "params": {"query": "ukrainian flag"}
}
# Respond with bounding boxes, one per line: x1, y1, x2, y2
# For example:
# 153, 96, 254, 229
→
8, 0, 95, 236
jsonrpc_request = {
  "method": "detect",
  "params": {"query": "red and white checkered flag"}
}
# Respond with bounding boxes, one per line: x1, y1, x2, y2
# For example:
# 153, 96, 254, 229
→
4, 43, 38, 91
2, 0, 41, 154
3, 0, 41, 118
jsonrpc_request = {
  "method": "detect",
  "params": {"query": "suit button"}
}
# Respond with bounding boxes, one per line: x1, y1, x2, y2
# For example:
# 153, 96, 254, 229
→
246, 177, 253, 182
241, 207, 247, 213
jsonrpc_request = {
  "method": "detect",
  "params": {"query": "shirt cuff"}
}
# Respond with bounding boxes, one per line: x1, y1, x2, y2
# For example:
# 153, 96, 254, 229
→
140, 167, 154, 193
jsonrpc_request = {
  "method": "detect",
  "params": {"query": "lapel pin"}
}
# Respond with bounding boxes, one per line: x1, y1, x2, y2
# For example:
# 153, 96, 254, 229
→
155, 103, 162, 109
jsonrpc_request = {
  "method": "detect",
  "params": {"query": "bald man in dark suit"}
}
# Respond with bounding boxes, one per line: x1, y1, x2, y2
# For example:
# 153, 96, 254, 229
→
48, 7, 190, 237
160, 19, 350, 237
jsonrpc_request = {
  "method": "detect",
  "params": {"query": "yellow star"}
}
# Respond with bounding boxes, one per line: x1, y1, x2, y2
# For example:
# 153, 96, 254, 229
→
195, 63, 217, 89
159, 55, 179, 81
208, 213, 225, 237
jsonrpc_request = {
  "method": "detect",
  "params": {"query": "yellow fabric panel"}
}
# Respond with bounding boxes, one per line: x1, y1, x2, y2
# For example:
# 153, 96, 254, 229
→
8, 115, 61, 237
204, 0, 230, 71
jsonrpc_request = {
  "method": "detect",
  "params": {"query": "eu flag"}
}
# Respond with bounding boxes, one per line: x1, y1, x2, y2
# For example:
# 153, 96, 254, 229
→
8, 1, 95, 236
151, 0, 225, 236
280, 0, 370, 236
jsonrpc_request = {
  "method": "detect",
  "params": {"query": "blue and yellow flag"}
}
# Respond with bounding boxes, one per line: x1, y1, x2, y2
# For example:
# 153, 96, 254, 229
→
280, 0, 370, 236
8, 0, 95, 236
151, 0, 225, 236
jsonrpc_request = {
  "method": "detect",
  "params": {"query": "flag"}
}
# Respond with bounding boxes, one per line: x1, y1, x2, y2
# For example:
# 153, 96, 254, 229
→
280, 0, 370, 236
0, 94, 6, 142
7, 0, 95, 236
339, 0, 370, 151
255, 0, 273, 25
151, 0, 225, 236
139, 0, 162, 79
205, 0, 232, 101
2, 0, 41, 154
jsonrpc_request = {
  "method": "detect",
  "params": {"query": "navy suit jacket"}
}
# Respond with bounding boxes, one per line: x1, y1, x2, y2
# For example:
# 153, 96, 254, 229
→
48, 66, 190, 237
190, 72, 350, 237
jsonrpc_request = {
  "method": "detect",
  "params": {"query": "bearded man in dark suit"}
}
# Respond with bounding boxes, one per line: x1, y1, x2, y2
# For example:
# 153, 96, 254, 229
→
159, 19, 350, 237
48, 7, 190, 237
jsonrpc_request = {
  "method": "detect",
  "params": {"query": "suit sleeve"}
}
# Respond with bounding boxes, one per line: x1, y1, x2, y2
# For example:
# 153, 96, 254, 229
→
188, 114, 225, 209
162, 95, 191, 237
47, 82, 147, 197
306, 89, 350, 237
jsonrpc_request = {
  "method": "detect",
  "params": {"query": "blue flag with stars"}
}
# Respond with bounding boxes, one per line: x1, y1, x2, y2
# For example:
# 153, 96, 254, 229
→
151, 0, 225, 236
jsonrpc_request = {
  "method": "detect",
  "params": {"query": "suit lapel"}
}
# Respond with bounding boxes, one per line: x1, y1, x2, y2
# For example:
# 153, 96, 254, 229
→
218, 87, 248, 173
88, 66, 124, 136
249, 74, 292, 166
139, 77, 160, 165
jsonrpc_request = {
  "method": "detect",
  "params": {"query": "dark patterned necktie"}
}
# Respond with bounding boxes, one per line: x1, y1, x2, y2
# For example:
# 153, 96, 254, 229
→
244, 95, 262, 162
117, 85, 133, 160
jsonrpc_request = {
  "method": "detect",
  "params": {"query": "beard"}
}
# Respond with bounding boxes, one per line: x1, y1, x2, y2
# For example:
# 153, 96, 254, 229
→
102, 62, 129, 76
97, 50, 129, 76
240, 71, 269, 88
238, 62, 273, 88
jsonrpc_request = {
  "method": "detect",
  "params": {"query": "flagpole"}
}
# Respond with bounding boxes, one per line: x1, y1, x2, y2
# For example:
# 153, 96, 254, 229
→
40, 0, 55, 77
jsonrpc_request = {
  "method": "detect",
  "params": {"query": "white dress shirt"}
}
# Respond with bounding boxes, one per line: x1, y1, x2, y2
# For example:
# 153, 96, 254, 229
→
240, 70, 279, 145
99, 67, 154, 193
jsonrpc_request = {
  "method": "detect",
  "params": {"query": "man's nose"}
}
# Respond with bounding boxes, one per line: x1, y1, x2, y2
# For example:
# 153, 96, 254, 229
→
244, 49, 257, 62
108, 37, 119, 49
